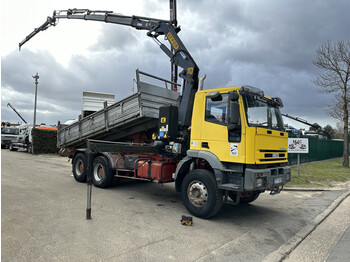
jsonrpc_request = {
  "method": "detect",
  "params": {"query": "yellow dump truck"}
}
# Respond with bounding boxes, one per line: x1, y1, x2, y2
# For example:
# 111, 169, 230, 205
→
20, 9, 290, 218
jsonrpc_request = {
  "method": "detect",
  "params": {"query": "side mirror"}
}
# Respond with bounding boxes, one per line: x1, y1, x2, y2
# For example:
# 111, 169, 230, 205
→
229, 91, 239, 102
229, 101, 240, 126
272, 97, 283, 107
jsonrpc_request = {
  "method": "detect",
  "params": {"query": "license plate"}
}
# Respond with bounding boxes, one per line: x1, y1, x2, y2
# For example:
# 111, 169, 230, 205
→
274, 177, 283, 184
272, 153, 279, 158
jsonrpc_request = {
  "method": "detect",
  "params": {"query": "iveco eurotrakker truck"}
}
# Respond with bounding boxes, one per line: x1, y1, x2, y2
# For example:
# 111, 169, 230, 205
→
20, 9, 291, 218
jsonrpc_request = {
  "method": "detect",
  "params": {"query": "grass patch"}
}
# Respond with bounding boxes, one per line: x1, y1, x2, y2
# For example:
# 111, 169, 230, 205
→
287, 158, 350, 187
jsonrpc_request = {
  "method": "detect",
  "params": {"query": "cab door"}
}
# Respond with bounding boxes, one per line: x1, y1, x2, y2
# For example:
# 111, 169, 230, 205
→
200, 92, 245, 163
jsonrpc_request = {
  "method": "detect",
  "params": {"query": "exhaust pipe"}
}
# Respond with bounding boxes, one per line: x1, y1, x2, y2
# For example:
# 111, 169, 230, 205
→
198, 74, 206, 91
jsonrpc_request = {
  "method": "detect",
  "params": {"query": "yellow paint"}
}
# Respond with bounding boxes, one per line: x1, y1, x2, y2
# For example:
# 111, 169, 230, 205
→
167, 32, 179, 50
187, 67, 194, 75
190, 87, 288, 165
152, 133, 157, 140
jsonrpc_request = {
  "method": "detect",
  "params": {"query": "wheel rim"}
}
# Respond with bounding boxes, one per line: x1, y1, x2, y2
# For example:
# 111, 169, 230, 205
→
75, 160, 84, 176
93, 163, 104, 182
187, 180, 208, 207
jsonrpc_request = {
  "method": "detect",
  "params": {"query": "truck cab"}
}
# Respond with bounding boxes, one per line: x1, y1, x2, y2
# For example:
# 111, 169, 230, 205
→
174, 86, 291, 217
1, 127, 19, 149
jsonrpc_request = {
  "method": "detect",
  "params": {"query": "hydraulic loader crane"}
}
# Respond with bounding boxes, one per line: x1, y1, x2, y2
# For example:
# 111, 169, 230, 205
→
20, 8, 291, 219
7, 103, 27, 124
281, 113, 330, 139
19, 8, 198, 128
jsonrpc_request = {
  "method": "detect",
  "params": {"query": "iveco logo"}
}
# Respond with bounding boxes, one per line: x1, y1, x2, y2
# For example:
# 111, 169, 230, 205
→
280, 147, 286, 150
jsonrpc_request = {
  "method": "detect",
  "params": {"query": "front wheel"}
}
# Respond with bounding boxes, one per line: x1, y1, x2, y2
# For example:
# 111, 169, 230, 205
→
9, 143, 18, 151
181, 169, 223, 218
26, 143, 32, 154
92, 156, 114, 188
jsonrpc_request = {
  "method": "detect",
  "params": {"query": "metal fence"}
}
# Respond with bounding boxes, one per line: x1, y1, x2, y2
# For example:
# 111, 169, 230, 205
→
288, 135, 346, 165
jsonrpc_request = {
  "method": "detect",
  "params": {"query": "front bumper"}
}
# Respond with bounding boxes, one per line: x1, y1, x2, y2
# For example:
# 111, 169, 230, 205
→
1, 140, 11, 147
244, 166, 291, 191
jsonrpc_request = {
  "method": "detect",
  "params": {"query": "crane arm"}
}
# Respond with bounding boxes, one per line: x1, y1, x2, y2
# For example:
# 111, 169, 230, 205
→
7, 103, 27, 124
281, 113, 320, 129
282, 113, 331, 139
19, 9, 199, 127
19, 16, 56, 51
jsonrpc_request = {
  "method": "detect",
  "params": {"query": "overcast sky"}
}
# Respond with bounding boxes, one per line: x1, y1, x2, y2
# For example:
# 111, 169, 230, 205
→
1, 0, 349, 130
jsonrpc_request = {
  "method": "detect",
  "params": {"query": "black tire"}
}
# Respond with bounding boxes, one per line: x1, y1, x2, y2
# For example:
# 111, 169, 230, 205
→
72, 153, 87, 183
9, 143, 18, 151
27, 144, 32, 154
181, 169, 223, 218
92, 156, 114, 188
228, 191, 260, 204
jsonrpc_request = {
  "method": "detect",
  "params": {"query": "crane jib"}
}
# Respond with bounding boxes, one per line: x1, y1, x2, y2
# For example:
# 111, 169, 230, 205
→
19, 8, 200, 127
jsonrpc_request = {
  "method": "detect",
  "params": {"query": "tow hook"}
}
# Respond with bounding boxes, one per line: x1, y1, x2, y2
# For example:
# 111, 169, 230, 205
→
270, 185, 283, 195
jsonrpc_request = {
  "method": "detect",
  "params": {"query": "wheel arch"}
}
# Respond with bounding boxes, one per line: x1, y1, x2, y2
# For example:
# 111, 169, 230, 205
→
174, 150, 223, 192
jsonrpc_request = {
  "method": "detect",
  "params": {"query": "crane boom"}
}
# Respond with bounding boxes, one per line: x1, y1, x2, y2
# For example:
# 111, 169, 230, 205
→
281, 113, 320, 129
282, 113, 331, 139
7, 103, 27, 124
19, 8, 199, 127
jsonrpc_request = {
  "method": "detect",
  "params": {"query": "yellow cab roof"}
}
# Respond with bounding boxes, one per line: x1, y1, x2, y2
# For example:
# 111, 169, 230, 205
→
196, 86, 272, 100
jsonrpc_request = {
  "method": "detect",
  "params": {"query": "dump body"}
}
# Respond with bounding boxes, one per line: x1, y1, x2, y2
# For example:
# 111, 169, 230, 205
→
57, 79, 179, 148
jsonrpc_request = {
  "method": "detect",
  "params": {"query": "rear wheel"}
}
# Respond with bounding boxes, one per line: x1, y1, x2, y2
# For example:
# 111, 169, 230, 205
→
72, 153, 87, 183
181, 169, 223, 218
228, 191, 260, 204
92, 156, 114, 188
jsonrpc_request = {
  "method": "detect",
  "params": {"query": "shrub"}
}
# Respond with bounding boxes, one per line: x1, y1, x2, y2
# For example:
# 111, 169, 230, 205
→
32, 128, 58, 154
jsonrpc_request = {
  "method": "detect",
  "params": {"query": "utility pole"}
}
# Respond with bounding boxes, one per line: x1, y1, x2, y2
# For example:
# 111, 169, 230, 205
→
32, 72, 39, 129
170, 0, 178, 91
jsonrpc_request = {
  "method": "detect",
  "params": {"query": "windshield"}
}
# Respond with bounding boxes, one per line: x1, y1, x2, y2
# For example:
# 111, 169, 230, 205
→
1, 127, 19, 135
243, 94, 284, 131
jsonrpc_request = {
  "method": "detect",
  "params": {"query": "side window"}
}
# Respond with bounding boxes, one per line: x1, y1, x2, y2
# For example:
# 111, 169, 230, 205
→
205, 94, 228, 125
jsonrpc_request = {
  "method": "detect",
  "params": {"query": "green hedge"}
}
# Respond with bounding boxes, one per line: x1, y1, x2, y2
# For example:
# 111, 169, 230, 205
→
32, 128, 58, 154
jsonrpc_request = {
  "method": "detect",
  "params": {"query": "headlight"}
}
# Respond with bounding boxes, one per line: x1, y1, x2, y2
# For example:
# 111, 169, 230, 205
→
256, 178, 264, 187
287, 171, 291, 181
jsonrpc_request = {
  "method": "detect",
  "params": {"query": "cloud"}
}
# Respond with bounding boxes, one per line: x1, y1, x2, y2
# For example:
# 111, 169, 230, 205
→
89, 25, 138, 52
2, 0, 350, 129
1, 38, 171, 125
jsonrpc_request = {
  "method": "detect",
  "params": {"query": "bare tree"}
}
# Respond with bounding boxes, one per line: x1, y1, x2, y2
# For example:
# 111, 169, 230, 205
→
313, 40, 350, 167
328, 94, 350, 124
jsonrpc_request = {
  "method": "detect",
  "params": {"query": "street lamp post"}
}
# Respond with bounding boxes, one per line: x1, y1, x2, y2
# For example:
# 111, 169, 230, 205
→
32, 73, 39, 129
32, 73, 39, 154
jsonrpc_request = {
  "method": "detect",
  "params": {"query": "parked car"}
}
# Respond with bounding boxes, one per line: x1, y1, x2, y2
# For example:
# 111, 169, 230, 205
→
1, 127, 19, 148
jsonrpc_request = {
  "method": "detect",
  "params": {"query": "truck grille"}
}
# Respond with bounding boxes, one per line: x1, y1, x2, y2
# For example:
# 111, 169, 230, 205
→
259, 149, 287, 162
